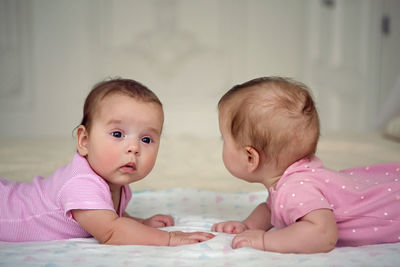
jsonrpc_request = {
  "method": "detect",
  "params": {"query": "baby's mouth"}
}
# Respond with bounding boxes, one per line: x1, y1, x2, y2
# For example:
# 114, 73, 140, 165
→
120, 163, 137, 173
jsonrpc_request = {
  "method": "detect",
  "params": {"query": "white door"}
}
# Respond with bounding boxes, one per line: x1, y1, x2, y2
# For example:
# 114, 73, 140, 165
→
303, 0, 382, 134
377, 0, 400, 128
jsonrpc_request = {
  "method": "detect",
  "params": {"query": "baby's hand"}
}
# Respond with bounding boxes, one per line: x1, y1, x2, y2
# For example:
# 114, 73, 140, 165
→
232, 229, 265, 250
212, 221, 248, 234
168, 231, 215, 246
142, 214, 174, 228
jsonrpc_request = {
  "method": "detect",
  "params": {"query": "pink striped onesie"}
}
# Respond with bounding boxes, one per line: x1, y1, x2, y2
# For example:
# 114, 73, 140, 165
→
0, 153, 132, 242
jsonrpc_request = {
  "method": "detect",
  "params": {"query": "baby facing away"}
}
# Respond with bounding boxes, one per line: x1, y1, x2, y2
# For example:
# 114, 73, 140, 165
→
0, 78, 214, 245
212, 76, 400, 253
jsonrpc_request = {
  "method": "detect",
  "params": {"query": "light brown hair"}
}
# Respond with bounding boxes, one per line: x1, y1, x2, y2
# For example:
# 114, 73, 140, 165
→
218, 76, 320, 169
79, 78, 163, 133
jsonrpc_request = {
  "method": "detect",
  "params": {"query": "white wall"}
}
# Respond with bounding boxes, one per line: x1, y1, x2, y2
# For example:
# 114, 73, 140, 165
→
0, 0, 93, 137
0, 0, 306, 138
1, 0, 398, 138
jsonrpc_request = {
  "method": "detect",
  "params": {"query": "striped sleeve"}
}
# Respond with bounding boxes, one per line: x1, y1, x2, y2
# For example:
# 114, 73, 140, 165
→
57, 175, 115, 219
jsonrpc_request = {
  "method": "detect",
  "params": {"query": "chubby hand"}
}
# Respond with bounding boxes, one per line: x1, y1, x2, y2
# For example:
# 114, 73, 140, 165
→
232, 229, 265, 250
211, 221, 248, 234
142, 214, 174, 228
168, 231, 215, 246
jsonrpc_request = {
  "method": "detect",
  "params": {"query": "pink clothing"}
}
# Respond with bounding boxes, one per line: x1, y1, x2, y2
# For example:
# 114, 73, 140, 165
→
0, 153, 132, 242
267, 156, 400, 247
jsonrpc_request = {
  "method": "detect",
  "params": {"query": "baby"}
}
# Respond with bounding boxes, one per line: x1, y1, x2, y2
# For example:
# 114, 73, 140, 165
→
212, 76, 400, 253
1, 78, 214, 246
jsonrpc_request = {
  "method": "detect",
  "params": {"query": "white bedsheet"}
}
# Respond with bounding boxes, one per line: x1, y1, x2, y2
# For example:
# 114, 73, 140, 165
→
1, 188, 399, 267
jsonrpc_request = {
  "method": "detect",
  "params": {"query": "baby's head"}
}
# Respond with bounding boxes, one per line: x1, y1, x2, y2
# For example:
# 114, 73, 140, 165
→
76, 78, 164, 187
218, 76, 320, 172
80, 78, 163, 134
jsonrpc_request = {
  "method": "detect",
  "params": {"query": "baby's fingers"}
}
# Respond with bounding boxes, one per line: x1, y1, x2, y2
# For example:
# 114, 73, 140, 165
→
188, 232, 215, 242
212, 222, 245, 234
145, 214, 175, 228
156, 215, 174, 227
212, 223, 223, 232
232, 230, 265, 250
232, 235, 250, 249
212, 222, 234, 233
169, 231, 215, 246
152, 221, 168, 228
224, 224, 241, 234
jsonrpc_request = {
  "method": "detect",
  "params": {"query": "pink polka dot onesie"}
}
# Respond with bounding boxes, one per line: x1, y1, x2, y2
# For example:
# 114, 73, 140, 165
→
267, 156, 400, 247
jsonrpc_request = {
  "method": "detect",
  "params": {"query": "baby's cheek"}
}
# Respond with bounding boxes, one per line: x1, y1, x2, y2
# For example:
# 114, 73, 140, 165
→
142, 152, 158, 174
103, 150, 121, 165
94, 147, 120, 170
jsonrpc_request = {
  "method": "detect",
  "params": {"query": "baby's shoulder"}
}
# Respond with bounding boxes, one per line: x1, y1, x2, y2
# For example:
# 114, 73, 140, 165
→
276, 168, 333, 194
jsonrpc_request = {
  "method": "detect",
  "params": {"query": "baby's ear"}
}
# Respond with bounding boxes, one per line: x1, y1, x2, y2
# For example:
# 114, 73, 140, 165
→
245, 146, 260, 173
76, 125, 89, 157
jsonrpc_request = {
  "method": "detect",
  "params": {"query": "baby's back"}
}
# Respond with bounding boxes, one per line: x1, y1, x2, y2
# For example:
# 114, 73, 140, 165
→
0, 161, 89, 241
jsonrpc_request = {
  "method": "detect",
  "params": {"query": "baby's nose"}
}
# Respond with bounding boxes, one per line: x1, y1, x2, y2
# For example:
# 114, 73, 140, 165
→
126, 138, 140, 155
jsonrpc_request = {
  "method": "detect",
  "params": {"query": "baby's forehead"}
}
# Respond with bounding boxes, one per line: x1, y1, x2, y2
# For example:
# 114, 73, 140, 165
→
100, 91, 135, 102
99, 92, 159, 108
93, 93, 161, 119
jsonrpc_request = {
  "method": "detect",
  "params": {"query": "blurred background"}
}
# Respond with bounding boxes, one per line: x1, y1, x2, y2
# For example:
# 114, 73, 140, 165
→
0, 0, 399, 138
1, 0, 400, 191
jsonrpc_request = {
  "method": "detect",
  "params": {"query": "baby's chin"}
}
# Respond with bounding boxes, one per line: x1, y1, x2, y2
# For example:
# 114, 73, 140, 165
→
103, 173, 143, 186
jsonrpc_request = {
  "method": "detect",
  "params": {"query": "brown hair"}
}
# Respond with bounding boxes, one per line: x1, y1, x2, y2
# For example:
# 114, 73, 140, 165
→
218, 76, 320, 169
79, 78, 163, 133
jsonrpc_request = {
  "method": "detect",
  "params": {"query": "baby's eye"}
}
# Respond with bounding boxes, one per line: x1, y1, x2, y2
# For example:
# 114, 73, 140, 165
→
111, 131, 124, 138
141, 137, 152, 144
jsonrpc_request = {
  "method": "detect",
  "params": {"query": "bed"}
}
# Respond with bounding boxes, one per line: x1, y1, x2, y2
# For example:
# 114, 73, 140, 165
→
1, 132, 400, 266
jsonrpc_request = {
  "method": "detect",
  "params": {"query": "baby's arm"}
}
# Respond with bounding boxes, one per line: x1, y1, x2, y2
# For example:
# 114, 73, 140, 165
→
233, 208, 338, 253
212, 203, 272, 234
72, 209, 214, 246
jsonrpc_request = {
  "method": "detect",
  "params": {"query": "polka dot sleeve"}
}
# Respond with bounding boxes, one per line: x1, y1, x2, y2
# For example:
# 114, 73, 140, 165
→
272, 178, 333, 227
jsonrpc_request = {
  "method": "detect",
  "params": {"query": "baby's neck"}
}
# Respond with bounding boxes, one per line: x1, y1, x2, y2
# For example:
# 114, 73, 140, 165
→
263, 175, 282, 190
108, 183, 122, 194
258, 163, 285, 190
108, 183, 122, 212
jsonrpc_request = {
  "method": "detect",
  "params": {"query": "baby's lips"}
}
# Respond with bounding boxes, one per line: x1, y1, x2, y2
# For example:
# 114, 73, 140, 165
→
120, 163, 137, 173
